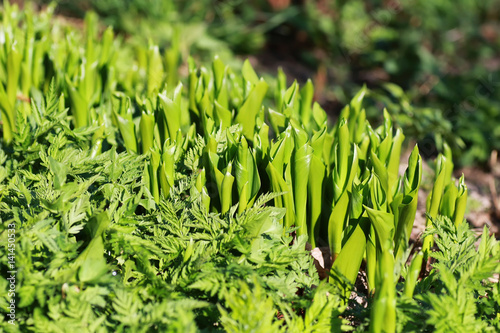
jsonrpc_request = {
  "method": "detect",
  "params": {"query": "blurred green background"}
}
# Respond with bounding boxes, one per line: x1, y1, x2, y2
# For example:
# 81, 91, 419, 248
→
32, 0, 500, 167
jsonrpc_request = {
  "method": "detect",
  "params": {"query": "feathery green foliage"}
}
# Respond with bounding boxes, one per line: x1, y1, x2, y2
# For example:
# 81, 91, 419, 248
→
0, 88, 347, 331
0, 4, 495, 332
396, 216, 500, 332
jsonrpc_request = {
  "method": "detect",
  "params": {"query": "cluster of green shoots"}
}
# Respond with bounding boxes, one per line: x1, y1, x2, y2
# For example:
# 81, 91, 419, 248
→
0, 2, 179, 144
0, 3, 474, 332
